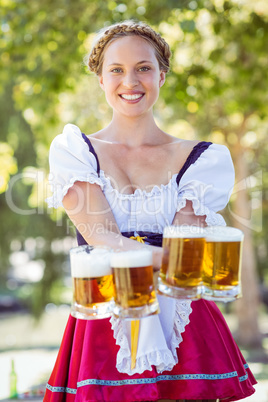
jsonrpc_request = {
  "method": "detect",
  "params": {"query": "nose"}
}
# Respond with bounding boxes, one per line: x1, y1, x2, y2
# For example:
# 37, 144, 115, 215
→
123, 71, 139, 88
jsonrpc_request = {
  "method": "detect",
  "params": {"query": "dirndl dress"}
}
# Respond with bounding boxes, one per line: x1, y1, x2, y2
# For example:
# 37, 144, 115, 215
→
44, 124, 257, 401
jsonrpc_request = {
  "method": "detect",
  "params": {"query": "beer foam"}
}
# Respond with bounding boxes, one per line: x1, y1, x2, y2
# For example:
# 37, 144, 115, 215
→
70, 246, 111, 278
110, 249, 152, 268
204, 226, 244, 242
163, 225, 205, 238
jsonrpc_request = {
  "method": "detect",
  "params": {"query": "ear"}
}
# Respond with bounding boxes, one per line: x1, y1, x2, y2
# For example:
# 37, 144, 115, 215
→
98, 75, 105, 91
159, 70, 166, 88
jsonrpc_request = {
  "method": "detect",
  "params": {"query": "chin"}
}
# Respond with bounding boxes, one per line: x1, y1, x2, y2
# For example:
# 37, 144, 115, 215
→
120, 109, 150, 119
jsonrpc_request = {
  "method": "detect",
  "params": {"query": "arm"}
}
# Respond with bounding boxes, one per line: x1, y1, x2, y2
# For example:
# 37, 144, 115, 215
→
172, 200, 207, 227
62, 181, 163, 269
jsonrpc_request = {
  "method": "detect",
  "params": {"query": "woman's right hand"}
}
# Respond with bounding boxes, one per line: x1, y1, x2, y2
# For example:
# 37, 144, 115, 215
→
152, 246, 163, 272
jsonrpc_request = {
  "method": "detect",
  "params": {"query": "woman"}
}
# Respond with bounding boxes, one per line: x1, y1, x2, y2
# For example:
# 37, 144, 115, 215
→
45, 20, 256, 402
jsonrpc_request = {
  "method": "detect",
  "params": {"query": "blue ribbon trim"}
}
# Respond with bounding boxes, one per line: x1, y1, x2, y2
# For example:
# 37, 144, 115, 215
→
46, 364, 250, 394
46, 384, 77, 394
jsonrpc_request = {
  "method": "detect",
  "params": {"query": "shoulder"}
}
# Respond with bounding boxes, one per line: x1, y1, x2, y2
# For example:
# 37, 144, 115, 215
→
166, 137, 200, 157
165, 138, 207, 170
49, 124, 99, 170
200, 142, 233, 163
158, 136, 199, 158
50, 124, 95, 156
177, 138, 200, 150
50, 124, 83, 149
180, 141, 232, 164
179, 142, 234, 184
176, 142, 235, 215
189, 142, 234, 174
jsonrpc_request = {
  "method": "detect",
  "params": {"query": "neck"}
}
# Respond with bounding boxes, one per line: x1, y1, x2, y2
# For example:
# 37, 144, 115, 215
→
106, 111, 163, 147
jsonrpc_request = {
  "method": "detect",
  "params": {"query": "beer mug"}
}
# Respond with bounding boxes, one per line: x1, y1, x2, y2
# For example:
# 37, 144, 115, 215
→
110, 249, 159, 319
70, 245, 114, 319
158, 225, 205, 299
202, 226, 244, 302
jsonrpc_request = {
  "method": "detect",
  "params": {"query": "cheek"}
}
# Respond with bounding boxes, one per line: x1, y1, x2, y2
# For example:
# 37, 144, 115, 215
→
144, 74, 161, 89
103, 77, 120, 93
101, 79, 119, 106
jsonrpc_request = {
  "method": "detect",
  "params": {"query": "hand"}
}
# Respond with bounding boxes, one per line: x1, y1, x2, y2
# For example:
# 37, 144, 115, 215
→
152, 247, 163, 272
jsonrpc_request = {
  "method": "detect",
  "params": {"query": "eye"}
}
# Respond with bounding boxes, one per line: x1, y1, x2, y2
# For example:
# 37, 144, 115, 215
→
138, 66, 150, 72
110, 68, 123, 73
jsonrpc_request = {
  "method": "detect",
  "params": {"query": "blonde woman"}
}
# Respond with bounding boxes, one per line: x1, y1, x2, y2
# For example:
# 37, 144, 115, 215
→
45, 20, 256, 402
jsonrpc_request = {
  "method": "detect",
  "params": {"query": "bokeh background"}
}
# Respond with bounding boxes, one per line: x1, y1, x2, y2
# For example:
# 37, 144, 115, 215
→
0, 0, 267, 399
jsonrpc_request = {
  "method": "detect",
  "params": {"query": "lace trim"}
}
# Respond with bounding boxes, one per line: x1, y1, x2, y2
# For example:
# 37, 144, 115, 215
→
100, 170, 177, 199
177, 195, 226, 226
110, 300, 192, 375
46, 176, 104, 209
169, 300, 192, 366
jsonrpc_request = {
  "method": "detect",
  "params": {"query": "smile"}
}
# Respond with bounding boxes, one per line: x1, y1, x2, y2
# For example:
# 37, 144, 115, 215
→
119, 93, 144, 101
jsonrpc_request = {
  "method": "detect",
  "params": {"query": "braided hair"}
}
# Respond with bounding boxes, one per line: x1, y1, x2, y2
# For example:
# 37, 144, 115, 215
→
86, 20, 171, 75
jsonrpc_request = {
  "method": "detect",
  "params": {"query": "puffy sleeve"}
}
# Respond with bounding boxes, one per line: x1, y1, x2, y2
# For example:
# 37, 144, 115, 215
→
46, 124, 103, 209
177, 143, 235, 226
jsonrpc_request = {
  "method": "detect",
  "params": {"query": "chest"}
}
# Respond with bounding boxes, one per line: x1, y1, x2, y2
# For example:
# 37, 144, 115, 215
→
97, 143, 187, 195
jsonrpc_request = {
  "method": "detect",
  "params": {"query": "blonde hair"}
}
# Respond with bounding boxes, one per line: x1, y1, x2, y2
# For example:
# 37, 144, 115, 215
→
86, 20, 171, 75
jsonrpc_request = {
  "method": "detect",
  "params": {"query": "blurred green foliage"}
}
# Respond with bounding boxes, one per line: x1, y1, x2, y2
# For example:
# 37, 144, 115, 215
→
0, 0, 267, 318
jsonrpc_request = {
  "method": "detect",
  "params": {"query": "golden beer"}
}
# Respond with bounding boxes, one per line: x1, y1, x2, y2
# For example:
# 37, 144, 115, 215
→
111, 249, 159, 319
158, 226, 205, 299
70, 246, 114, 319
202, 226, 244, 301
73, 275, 114, 307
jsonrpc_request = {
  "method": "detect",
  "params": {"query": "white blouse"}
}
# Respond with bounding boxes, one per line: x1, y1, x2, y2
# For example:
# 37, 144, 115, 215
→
47, 123, 235, 230
46, 123, 235, 375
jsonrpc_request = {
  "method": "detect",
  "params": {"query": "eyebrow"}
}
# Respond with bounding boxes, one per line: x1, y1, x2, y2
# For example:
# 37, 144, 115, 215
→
107, 60, 154, 66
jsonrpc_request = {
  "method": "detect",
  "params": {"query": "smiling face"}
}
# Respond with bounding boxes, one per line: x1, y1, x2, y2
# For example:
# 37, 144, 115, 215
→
98, 35, 166, 118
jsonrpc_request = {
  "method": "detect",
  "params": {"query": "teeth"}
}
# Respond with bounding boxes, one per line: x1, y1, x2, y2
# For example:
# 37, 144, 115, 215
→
120, 94, 143, 100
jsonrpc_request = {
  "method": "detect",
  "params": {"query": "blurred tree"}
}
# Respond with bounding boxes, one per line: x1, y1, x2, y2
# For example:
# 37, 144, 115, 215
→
159, 0, 268, 346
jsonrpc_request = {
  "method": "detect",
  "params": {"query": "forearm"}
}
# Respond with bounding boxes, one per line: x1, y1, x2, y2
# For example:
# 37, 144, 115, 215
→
87, 229, 163, 270
92, 230, 162, 270
70, 216, 163, 270
63, 182, 163, 269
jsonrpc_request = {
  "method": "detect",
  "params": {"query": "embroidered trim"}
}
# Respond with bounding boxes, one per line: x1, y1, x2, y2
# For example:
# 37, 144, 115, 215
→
77, 372, 239, 387
239, 373, 248, 382
46, 364, 250, 393
46, 384, 77, 394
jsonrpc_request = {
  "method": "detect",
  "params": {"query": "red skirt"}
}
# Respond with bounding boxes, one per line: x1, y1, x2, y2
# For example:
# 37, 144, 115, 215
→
44, 299, 256, 402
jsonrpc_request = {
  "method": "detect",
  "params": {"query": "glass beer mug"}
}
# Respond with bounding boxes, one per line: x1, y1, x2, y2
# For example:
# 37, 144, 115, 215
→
110, 249, 159, 319
202, 226, 244, 302
158, 225, 206, 299
70, 245, 114, 319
